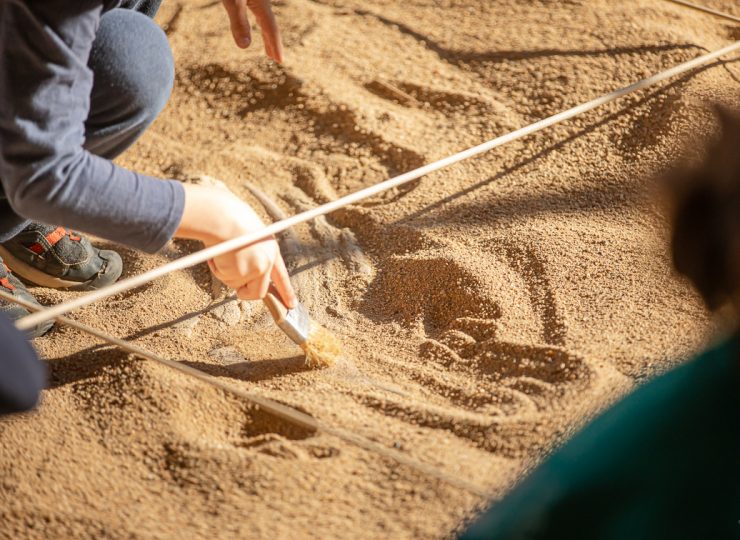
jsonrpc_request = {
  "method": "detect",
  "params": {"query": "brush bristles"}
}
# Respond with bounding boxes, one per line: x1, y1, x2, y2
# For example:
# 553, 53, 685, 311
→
301, 324, 342, 368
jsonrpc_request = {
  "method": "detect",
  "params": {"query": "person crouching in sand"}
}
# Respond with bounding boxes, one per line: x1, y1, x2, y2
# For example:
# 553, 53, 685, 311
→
0, 0, 295, 340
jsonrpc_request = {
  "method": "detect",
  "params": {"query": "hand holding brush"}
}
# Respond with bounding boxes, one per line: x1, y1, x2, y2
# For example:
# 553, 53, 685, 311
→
262, 285, 342, 369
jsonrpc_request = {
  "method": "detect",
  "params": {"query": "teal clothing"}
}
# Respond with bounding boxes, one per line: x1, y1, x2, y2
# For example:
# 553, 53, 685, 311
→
461, 336, 740, 540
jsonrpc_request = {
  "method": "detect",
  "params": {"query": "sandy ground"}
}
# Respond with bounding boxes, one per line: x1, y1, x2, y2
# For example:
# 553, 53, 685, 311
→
2, 0, 740, 537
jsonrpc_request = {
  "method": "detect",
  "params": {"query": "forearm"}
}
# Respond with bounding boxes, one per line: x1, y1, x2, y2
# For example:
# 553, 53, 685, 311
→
2, 150, 184, 253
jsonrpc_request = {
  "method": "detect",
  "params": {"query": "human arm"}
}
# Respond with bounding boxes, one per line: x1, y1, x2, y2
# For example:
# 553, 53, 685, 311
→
175, 183, 296, 307
0, 1, 294, 305
0, 0, 183, 253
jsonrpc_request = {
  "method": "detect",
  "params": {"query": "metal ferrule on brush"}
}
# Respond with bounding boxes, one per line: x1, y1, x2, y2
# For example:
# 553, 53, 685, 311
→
263, 290, 310, 346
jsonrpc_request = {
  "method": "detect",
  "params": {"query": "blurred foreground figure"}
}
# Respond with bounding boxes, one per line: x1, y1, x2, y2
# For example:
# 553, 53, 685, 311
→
461, 108, 740, 540
0, 314, 45, 415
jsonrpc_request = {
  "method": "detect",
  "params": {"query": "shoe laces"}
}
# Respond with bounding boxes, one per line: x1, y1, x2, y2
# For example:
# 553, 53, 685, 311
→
26, 226, 81, 255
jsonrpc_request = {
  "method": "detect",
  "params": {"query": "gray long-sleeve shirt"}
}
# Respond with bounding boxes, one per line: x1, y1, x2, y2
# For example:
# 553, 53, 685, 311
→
0, 0, 184, 253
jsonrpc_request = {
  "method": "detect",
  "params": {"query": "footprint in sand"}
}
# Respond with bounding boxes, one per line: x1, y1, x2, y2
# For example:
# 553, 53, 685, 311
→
349, 237, 599, 457
354, 315, 593, 458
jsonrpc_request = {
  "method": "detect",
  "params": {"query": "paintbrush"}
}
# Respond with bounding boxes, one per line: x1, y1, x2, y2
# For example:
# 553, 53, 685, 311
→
262, 286, 342, 368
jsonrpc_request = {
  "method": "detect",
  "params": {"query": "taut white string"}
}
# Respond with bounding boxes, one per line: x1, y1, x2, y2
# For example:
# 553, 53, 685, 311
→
0, 289, 489, 496
665, 0, 740, 24
16, 40, 740, 331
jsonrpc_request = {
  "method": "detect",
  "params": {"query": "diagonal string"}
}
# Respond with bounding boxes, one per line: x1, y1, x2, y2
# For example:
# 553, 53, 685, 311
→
0, 289, 489, 497
15, 40, 740, 331
664, 0, 740, 24
16, 41, 740, 330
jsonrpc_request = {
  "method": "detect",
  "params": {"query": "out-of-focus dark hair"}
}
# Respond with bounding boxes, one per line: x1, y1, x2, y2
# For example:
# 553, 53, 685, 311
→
669, 106, 740, 311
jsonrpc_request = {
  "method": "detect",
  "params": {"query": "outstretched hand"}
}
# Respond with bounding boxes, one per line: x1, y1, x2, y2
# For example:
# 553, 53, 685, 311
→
175, 182, 296, 308
222, 0, 284, 62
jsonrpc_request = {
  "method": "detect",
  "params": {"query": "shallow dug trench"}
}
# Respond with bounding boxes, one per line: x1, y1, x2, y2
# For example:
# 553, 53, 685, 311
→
2, 0, 740, 538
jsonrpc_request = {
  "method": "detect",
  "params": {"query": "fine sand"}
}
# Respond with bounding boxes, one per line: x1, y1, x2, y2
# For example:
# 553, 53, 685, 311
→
2, 0, 740, 537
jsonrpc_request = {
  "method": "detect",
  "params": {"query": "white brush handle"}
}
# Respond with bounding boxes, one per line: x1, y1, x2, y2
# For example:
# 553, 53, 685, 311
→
15, 40, 740, 331
263, 292, 287, 322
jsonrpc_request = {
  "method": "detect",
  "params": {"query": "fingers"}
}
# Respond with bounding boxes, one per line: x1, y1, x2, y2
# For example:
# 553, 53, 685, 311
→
270, 254, 297, 308
246, 0, 284, 62
209, 240, 296, 305
208, 259, 236, 289
208, 255, 252, 291
222, 0, 252, 48
236, 270, 271, 301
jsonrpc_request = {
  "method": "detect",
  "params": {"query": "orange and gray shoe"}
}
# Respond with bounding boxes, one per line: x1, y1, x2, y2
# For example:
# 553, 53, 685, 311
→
0, 223, 122, 291
0, 262, 54, 339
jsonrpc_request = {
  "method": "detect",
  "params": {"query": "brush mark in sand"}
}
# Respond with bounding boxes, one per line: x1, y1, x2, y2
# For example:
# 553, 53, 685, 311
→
360, 331, 591, 457
496, 243, 566, 346
352, 391, 582, 459
421, 319, 586, 394
391, 360, 541, 417
361, 251, 501, 333
349, 228, 578, 433
365, 79, 497, 116
342, 223, 571, 428
352, 230, 587, 456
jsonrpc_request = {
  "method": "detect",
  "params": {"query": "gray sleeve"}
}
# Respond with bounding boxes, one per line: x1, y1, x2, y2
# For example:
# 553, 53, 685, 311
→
0, 0, 184, 254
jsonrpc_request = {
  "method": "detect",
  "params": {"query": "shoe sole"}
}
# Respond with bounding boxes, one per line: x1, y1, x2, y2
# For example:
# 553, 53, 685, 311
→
0, 246, 123, 291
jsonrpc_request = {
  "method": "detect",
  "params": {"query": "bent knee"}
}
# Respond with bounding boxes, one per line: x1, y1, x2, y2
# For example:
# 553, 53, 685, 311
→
89, 9, 174, 126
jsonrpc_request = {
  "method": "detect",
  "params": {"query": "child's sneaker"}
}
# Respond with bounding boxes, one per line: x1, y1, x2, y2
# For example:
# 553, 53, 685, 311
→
0, 262, 54, 338
0, 223, 123, 291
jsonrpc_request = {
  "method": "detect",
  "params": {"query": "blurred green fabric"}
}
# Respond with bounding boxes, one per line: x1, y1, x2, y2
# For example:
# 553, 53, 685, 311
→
461, 336, 740, 540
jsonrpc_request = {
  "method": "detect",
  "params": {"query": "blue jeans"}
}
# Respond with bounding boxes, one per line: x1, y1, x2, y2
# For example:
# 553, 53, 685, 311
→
0, 1, 171, 412
85, 0, 173, 158
0, 0, 173, 240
